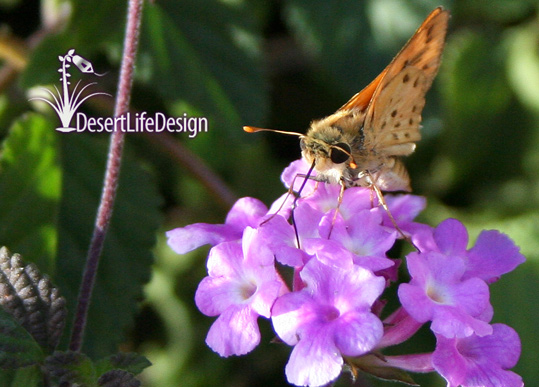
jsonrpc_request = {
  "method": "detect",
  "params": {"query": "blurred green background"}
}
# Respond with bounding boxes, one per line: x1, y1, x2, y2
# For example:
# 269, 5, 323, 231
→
0, 0, 538, 385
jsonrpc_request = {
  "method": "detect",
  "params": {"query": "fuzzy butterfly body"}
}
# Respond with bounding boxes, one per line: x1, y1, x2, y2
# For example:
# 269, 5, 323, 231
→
300, 7, 449, 191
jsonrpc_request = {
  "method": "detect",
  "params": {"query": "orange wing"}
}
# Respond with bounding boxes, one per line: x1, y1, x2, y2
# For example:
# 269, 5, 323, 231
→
338, 7, 449, 113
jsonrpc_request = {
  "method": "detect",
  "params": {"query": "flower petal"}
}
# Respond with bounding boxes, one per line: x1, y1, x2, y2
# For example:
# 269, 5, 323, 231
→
434, 218, 468, 256
285, 328, 343, 387
431, 306, 492, 338
206, 304, 260, 357
466, 230, 526, 282
195, 275, 240, 316
166, 223, 237, 254
272, 291, 315, 346
398, 282, 435, 323
333, 310, 383, 356
225, 197, 268, 228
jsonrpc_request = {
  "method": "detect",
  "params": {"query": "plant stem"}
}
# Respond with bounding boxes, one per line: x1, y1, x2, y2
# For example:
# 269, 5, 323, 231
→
69, 0, 144, 352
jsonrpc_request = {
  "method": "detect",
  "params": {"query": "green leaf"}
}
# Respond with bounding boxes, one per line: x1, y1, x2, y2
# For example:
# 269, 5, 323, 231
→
95, 352, 151, 376
284, 0, 371, 92
0, 247, 66, 352
506, 21, 539, 113
453, 0, 536, 24
44, 350, 98, 386
0, 114, 61, 275
0, 307, 44, 369
98, 369, 140, 386
140, 0, 268, 128
441, 31, 510, 123
137, 0, 270, 191
283, 1, 442, 95
69, 0, 126, 47
56, 134, 162, 358
0, 366, 42, 387
430, 28, 535, 204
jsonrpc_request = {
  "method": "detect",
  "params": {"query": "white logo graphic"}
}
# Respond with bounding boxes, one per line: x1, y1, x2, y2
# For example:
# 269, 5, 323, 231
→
30, 49, 209, 136
29, 49, 110, 132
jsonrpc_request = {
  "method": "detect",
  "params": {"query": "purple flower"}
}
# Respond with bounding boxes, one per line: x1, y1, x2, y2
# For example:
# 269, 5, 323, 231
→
257, 214, 307, 267
465, 229, 526, 283
398, 250, 492, 338
195, 227, 287, 356
399, 218, 525, 339
271, 258, 385, 386
321, 210, 396, 272
166, 157, 526, 386
433, 324, 523, 387
281, 159, 318, 193
415, 218, 525, 282
383, 194, 426, 227
166, 197, 268, 254
381, 194, 432, 242
300, 184, 374, 223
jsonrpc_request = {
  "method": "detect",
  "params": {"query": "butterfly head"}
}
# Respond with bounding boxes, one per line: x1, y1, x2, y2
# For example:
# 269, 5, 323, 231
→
243, 123, 357, 185
300, 124, 357, 184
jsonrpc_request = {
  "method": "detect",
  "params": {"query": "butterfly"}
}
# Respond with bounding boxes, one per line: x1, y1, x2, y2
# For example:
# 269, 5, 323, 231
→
245, 7, 449, 195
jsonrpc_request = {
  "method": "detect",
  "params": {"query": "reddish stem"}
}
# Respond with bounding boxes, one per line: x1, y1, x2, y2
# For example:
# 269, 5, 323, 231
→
69, 0, 144, 352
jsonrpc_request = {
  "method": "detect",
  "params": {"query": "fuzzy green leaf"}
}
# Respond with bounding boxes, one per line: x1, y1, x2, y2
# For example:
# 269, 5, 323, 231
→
95, 352, 152, 376
141, 0, 267, 128
0, 247, 66, 352
0, 114, 61, 275
44, 350, 98, 386
0, 307, 44, 369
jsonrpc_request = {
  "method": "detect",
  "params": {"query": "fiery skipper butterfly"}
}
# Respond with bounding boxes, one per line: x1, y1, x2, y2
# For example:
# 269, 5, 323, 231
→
245, 7, 449, 196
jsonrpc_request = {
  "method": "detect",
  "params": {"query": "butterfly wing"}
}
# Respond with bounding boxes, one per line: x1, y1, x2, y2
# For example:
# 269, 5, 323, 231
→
363, 7, 449, 151
338, 7, 448, 191
363, 66, 427, 156
339, 7, 448, 114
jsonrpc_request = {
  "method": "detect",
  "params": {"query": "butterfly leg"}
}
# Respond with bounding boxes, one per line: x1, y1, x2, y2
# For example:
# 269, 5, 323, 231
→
365, 172, 420, 252
324, 180, 345, 239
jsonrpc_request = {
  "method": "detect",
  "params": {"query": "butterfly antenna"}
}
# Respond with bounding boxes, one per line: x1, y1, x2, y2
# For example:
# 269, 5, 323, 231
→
243, 126, 304, 137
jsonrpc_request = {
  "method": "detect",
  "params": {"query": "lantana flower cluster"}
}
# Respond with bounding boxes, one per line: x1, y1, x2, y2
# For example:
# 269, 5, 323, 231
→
167, 160, 525, 387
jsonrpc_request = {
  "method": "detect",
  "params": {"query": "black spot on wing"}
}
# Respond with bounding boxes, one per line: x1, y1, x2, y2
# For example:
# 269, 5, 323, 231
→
401, 59, 410, 71
425, 24, 435, 43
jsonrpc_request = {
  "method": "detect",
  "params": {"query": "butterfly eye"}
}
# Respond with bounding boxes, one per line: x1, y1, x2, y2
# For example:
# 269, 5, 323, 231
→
330, 142, 351, 164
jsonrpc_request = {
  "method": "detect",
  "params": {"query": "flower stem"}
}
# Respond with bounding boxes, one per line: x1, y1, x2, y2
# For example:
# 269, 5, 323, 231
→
69, 0, 144, 352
